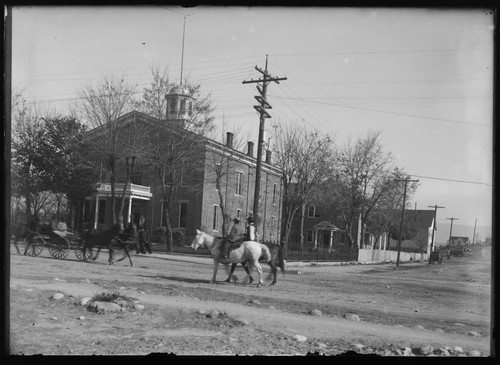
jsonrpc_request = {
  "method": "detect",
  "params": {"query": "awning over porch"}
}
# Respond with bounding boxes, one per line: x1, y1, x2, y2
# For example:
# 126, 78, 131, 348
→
313, 221, 339, 231
312, 221, 339, 250
94, 182, 152, 200
86, 182, 152, 229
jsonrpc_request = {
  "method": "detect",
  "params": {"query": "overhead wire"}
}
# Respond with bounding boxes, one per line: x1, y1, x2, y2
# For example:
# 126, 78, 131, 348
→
408, 174, 492, 187
13, 49, 492, 188
267, 60, 491, 182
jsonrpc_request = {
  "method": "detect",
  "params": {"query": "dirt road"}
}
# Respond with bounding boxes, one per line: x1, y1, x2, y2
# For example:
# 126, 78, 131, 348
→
7, 243, 492, 356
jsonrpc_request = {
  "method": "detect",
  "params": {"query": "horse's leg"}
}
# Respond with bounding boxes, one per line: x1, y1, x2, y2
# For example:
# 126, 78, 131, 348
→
82, 246, 88, 261
240, 262, 253, 284
269, 261, 278, 285
210, 258, 219, 283
108, 245, 115, 265
23, 239, 29, 255
14, 238, 22, 255
24, 233, 34, 256
253, 261, 263, 287
124, 246, 133, 266
93, 247, 101, 261
224, 263, 238, 283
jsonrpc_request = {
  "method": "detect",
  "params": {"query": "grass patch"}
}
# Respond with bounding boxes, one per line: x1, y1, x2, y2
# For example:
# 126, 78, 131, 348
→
91, 291, 134, 303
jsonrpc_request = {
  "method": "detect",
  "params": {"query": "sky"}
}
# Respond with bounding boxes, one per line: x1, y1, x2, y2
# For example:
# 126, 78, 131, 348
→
9, 6, 495, 241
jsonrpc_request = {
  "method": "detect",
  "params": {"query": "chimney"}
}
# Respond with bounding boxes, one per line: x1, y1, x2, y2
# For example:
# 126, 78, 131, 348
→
265, 150, 272, 164
226, 132, 234, 149
247, 141, 254, 157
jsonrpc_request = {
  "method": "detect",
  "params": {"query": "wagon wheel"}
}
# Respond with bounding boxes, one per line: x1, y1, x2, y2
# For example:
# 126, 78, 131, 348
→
75, 248, 93, 261
49, 246, 69, 260
24, 237, 44, 257
24, 233, 46, 256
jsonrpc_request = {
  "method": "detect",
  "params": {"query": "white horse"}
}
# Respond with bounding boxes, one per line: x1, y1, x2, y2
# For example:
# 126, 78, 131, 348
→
191, 229, 274, 287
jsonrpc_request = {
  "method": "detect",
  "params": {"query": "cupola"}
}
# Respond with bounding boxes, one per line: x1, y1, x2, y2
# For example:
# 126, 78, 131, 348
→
166, 84, 194, 124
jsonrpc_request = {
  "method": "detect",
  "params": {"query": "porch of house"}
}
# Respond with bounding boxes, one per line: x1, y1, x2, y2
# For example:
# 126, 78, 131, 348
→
82, 182, 152, 231
285, 221, 359, 262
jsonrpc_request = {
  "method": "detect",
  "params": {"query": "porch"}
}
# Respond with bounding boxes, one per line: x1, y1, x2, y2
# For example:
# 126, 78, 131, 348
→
83, 182, 152, 230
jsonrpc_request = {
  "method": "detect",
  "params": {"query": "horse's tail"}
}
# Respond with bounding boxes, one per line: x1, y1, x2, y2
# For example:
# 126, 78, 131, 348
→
264, 243, 286, 274
259, 244, 272, 262
274, 243, 286, 274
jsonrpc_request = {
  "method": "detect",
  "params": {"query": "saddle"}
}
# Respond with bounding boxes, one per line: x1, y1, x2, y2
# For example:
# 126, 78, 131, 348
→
228, 241, 243, 252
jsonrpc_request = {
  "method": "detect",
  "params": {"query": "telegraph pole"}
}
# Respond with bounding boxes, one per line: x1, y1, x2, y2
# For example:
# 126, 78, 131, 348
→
428, 204, 445, 252
446, 217, 459, 245
395, 176, 419, 267
472, 218, 477, 245
242, 55, 287, 230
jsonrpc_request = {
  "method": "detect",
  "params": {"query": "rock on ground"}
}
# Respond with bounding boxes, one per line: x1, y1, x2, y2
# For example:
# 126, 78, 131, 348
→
52, 293, 64, 300
344, 313, 360, 321
88, 301, 122, 313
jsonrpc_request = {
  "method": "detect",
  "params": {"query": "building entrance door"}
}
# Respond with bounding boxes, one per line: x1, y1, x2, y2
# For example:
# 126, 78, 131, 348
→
323, 232, 330, 247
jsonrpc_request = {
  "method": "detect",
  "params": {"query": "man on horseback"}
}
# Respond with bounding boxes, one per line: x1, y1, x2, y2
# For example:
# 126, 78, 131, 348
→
221, 217, 245, 262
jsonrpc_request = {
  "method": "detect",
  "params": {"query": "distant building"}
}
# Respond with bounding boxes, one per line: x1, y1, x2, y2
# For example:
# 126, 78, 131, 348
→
448, 236, 469, 246
386, 209, 436, 254
288, 203, 357, 249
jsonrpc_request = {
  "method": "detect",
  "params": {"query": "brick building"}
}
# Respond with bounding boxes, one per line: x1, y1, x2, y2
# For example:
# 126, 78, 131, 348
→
82, 85, 283, 244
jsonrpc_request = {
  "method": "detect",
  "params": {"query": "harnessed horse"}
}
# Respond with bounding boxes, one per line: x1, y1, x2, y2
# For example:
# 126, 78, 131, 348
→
79, 223, 134, 266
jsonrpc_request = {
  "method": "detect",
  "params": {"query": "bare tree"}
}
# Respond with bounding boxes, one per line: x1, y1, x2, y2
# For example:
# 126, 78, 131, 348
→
142, 122, 205, 251
136, 67, 216, 248
271, 121, 336, 253
329, 131, 418, 247
136, 66, 216, 136
77, 75, 138, 225
363, 186, 404, 248
134, 66, 171, 120
204, 118, 246, 236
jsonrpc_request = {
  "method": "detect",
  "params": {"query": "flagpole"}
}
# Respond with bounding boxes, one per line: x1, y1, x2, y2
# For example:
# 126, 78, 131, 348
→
180, 16, 186, 85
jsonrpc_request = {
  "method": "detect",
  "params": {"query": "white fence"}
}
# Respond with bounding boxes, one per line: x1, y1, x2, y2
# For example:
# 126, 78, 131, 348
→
358, 248, 428, 264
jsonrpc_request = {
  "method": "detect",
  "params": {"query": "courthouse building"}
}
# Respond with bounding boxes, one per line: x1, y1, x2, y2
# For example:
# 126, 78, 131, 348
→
82, 84, 283, 244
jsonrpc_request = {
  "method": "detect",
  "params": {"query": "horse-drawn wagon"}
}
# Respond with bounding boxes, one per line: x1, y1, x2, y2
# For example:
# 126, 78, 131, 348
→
12, 222, 93, 261
428, 246, 453, 265
13, 221, 140, 266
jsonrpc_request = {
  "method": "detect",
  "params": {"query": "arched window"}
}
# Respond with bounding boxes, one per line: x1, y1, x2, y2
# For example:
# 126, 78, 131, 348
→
180, 98, 186, 114
171, 97, 178, 114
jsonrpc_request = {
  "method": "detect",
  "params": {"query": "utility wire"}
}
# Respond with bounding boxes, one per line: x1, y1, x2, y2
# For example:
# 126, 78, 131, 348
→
269, 47, 492, 57
158, 6, 193, 17
280, 96, 491, 128
268, 60, 490, 181
409, 174, 492, 187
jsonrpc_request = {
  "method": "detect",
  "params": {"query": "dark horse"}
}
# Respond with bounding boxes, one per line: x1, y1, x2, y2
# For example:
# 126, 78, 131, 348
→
11, 220, 48, 255
225, 242, 286, 285
11, 222, 37, 254
79, 223, 134, 266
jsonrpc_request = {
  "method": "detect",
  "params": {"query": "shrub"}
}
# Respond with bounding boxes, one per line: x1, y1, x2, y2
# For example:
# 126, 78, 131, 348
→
91, 291, 133, 303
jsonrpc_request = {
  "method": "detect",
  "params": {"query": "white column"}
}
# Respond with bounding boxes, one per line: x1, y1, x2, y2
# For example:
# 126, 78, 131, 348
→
127, 197, 133, 223
314, 230, 318, 249
94, 195, 99, 229
357, 213, 362, 248
329, 230, 333, 250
